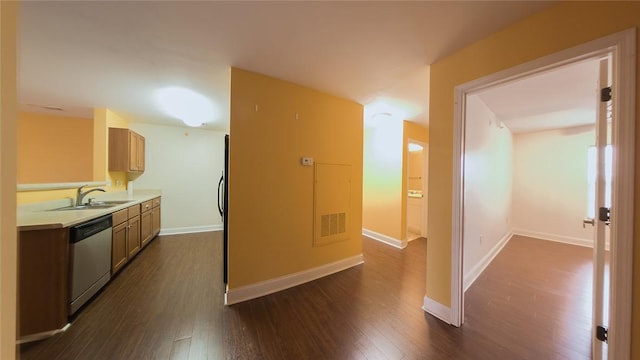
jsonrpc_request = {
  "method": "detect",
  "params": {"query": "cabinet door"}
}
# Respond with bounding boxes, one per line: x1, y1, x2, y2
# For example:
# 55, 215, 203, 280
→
129, 132, 139, 171
112, 222, 128, 274
128, 215, 141, 258
152, 206, 161, 237
128, 132, 145, 171
140, 210, 153, 247
109, 128, 129, 172
137, 135, 145, 171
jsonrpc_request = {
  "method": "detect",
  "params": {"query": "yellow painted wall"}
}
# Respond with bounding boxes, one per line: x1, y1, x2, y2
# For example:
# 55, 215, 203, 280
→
228, 68, 363, 288
102, 108, 128, 190
17, 108, 127, 204
0, 2, 18, 358
17, 112, 93, 184
18, 188, 77, 204
362, 120, 403, 240
93, 108, 108, 181
402, 121, 429, 240
427, 2, 640, 358
407, 151, 423, 191
363, 120, 429, 241
106, 109, 129, 128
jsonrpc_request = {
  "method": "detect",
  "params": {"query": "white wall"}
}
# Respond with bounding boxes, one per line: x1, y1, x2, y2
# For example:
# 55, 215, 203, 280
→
463, 95, 513, 289
128, 123, 226, 233
512, 125, 595, 246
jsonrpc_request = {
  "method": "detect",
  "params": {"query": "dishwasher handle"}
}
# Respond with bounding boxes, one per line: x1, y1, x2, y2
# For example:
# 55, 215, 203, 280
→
70, 214, 113, 243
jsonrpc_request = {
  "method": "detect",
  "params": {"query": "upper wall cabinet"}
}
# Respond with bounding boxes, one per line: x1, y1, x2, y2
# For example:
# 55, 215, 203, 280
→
109, 128, 145, 172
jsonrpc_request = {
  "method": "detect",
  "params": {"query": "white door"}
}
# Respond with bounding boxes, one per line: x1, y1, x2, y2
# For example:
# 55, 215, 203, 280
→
592, 57, 611, 360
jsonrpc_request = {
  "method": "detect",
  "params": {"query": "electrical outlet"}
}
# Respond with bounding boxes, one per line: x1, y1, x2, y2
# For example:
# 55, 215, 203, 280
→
301, 157, 314, 166
479, 235, 483, 244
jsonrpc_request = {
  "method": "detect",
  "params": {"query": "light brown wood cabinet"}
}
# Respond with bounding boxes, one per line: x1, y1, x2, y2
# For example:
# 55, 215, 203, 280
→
109, 127, 145, 172
19, 228, 69, 337
111, 204, 142, 275
19, 198, 160, 338
127, 205, 142, 258
141, 197, 161, 248
152, 197, 161, 237
111, 220, 128, 274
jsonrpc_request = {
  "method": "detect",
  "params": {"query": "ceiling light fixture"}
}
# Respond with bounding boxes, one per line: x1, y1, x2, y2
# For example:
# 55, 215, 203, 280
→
363, 98, 413, 128
154, 86, 216, 127
372, 112, 393, 120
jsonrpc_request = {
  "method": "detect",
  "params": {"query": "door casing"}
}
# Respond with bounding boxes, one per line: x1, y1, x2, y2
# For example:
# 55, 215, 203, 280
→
449, 28, 635, 359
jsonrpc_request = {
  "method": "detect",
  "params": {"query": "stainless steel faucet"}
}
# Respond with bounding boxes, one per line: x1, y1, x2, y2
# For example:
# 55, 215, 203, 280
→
76, 185, 106, 206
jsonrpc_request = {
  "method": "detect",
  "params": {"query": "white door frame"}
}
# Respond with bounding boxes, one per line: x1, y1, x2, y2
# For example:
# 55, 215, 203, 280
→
450, 28, 635, 359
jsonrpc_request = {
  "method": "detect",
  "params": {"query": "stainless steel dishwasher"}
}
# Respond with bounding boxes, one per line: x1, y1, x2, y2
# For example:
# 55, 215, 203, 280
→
69, 214, 112, 315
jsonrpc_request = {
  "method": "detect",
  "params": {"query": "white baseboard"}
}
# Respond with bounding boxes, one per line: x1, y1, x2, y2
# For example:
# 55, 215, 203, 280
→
464, 232, 513, 292
512, 228, 592, 248
422, 296, 451, 324
159, 224, 222, 236
362, 228, 407, 249
17, 323, 71, 344
225, 254, 364, 305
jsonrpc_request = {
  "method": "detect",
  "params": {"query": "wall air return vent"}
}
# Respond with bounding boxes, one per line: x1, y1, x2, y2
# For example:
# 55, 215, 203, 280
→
314, 163, 351, 247
320, 212, 347, 237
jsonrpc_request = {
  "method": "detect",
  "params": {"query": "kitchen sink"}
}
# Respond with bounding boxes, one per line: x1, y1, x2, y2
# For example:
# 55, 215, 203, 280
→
51, 205, 116, 211
88, 200, 134, 205
49, 200, 134, 211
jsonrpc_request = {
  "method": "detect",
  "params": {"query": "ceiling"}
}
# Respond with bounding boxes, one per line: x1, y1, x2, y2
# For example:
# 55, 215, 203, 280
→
477, 58, 601, 133
19, 1, 556, 131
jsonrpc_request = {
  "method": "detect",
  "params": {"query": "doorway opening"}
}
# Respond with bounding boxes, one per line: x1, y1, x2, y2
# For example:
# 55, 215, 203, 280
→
406, 139, 428, 241
461, 57, 604, 358
450, 29, 635, 359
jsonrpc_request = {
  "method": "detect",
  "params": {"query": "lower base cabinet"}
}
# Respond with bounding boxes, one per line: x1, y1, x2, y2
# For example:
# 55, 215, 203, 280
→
18, 196, 162, 338
19, 228, 69, 337
127, 206, 141, 258
141, 197, 161, 248
111, 204, 142, 275
141, 209, 152, 247
112, 221, 128, 273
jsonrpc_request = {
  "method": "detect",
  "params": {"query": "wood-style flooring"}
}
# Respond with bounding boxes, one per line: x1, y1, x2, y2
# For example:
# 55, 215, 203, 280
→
20, 233, 593, 359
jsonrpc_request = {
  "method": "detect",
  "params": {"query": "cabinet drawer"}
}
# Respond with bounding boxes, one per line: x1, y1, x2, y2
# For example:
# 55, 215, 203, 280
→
128, 204, 140, 218
112, 209, 128, 226
141, 200, 153, 212
152, 197, 161, 208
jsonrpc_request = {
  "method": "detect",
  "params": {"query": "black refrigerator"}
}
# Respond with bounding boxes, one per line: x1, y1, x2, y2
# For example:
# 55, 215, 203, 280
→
218, 134, 229, 284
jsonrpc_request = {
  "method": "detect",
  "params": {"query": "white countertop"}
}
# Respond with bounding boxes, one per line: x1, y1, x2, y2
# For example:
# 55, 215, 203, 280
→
18, 190, 162, 231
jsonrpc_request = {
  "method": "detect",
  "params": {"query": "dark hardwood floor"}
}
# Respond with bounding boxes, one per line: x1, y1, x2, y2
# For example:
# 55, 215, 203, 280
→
21, 233, 225, 360
464, 235, 593, 360
20, 233, 593, 359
